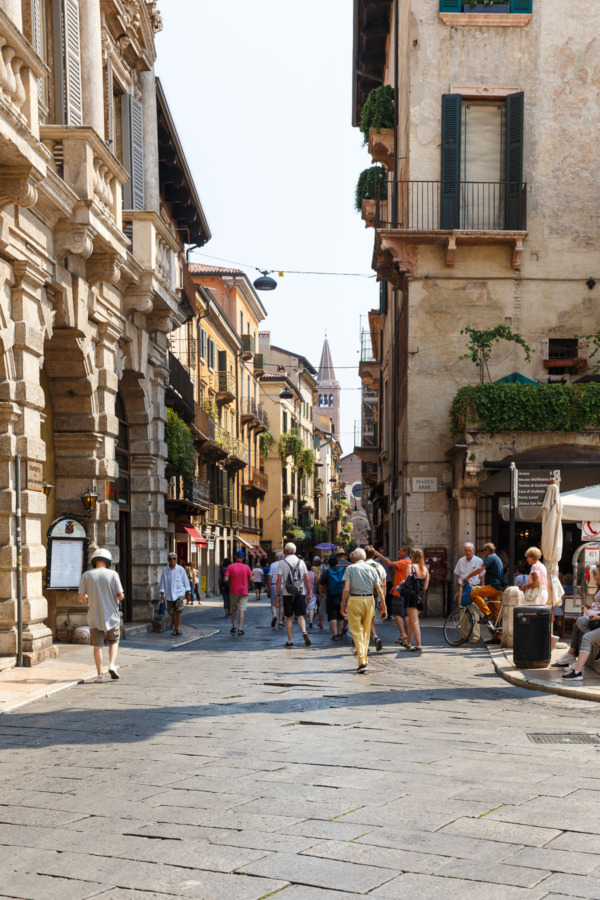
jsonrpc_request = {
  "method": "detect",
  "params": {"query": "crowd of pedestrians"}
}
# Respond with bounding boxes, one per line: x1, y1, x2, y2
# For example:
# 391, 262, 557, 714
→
215, 540, 432, 674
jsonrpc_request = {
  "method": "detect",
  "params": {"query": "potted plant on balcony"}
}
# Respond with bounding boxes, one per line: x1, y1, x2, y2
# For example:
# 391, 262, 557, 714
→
459, 325, 533, 383
463, 0, 510, 11
165, 408, 196, 480
360, 85, 395, 142
356, 166, 387, 228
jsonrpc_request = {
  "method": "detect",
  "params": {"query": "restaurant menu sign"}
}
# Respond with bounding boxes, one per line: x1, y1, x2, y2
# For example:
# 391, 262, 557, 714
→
46, 516, 89, 590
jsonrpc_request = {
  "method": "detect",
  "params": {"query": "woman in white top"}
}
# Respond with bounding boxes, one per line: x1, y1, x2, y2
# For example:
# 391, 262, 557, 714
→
523, 547, 548, 605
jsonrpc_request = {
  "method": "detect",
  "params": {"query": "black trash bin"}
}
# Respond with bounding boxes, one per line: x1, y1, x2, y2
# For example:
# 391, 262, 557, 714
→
513, 605, 552, 669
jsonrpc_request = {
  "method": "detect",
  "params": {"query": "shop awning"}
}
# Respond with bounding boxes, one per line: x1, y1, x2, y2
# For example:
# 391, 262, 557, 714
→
238, 536, 267, 559
183, 524, 207, 547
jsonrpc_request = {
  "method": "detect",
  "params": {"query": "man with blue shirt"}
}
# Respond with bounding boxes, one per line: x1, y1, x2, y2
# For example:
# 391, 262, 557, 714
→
468, 543, 504, 643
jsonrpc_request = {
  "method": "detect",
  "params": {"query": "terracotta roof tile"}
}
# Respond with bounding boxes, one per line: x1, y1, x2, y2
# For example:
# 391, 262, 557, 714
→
188, 263, 245, 276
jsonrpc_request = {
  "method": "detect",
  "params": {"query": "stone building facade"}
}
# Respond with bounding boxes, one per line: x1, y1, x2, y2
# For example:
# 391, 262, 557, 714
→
0, 0, 210, 661
353, 0, 600, 613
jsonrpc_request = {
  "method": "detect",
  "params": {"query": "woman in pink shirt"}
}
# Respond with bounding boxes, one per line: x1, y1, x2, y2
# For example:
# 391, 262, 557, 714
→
523, 547, 548, 605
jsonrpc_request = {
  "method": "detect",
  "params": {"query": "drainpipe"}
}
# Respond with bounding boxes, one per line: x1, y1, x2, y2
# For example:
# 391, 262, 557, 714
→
15, 454, 22, 667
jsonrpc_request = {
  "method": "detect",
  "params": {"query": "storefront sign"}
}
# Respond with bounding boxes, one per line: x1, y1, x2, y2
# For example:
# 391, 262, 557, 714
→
46, 516, 88, 590
26, 460, 44, 492
584, 544, 600, 565
412, 477, 438, 493
517, 470, 560, 507
582, 522, 600, 541
208, 540, 215, 551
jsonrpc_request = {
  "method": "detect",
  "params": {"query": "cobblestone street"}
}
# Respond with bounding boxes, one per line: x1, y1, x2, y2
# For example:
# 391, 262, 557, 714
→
2, 599, 600, 899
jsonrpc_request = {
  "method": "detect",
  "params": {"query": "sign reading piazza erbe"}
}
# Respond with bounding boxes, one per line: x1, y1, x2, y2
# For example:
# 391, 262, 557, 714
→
516, 469, 561, 507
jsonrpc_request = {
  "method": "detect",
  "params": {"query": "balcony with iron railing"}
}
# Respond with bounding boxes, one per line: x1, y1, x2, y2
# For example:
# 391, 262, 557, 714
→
242, 466, 269, 497
243, 515, 261, 533
226, 437, 249, 470
359, 328, 379, 386
240, 397, 269, 431
241, 334, 255, 360
374, 180, 528, 274
167, 476, 210, 511
215, 371, 236, 405
167, 351, 195, 422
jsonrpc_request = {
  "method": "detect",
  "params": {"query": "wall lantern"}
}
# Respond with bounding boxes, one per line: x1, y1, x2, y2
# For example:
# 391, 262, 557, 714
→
42, 481, 54, 498
80, 486, 99, 513
253, 270, 277, 291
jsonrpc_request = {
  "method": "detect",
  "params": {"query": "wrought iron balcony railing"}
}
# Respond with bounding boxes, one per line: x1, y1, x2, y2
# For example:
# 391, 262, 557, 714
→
241, 334, 255, 357
376, 180, 527, 232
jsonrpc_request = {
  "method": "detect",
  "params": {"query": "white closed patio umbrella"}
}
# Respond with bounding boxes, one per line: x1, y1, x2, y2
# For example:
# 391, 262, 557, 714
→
541, 480, 564, 607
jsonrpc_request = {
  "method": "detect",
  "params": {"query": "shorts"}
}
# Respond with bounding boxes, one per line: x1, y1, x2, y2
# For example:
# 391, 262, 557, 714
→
253, 581, 263, 589
391, 595, 406, 618
90, 625, 120, 647
326, 597, 343, 622
283, 594, 307, 619
167, 597, 185, 615
230, 594, 249, 612
405, 595, 424, 611
269, 586, 282, 606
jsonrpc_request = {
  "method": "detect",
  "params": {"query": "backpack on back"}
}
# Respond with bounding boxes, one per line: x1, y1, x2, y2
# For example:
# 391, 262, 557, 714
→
326, 567, 344, 596
285, 560, 304, 598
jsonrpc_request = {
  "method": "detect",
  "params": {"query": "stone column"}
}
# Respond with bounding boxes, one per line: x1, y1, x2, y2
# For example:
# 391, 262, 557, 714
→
453, 489, 479, 558
501, 586, 524, 649
139, 67, 160, 213
8, 262, 55, 663
0, 0, 22, 28
79, 0, 104, 139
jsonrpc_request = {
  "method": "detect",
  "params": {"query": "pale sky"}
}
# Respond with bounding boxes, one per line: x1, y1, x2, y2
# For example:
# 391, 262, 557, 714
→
156, 0, 376, 453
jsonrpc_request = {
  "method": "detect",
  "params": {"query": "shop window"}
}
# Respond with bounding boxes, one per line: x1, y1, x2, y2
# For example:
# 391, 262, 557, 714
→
476, 496, 493, 549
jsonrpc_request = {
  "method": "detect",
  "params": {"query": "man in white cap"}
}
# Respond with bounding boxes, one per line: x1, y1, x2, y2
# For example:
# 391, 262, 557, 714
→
78, 548, 124, 683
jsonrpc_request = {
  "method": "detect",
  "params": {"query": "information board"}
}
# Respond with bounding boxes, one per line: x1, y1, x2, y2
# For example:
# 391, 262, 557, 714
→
517, 470, 560, 507
424, 547, 448, 584
46, 516, 88, 590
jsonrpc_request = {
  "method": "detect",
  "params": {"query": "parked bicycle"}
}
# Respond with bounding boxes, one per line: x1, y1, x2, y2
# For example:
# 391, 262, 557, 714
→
443, 599, 503, 646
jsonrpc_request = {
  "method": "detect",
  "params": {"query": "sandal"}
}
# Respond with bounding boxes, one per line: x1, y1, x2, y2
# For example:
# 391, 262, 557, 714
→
395, 638, 408, 647
238, 630, 245, 635
230, 627, 236, 634
174, 631, 183, 636
410, 645, 422, 652
284, 642, 293, 648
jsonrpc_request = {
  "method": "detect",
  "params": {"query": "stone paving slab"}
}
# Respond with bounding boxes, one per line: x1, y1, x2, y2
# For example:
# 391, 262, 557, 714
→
0, 872, 109, 900
356, 826, 524, 863
438, 816, 563, 847
301, 838, 449, 875
368, 872, 552, 899
434, 858, 551, 887
238, 851, 399, 893
507, 846, 600, 876
537, 873, 600, 897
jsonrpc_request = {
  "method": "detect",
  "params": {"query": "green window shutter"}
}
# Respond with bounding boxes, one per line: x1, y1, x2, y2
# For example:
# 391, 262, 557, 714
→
439, 0, 462, 10
379, 280, 388, 316
440, 94, 462, 229
504, 91, 525, 229
122, 93, 145, 209
511, 0, 532, 11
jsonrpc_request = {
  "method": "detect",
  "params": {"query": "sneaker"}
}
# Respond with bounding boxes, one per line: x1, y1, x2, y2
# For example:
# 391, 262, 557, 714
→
302, 631, 311, 647
271, 616, 277, 628
108, 665, 120, 680
277, 622, 284, 628
375, 636, 383, 652
562, 670, 583, 680
551, 657, 574, 668
357, 664, 368, 673
308, 622, 313, 629
95, 674, 104, 683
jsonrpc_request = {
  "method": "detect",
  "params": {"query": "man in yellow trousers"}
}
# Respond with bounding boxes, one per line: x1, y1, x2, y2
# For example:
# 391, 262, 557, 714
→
340, 548, 387, 674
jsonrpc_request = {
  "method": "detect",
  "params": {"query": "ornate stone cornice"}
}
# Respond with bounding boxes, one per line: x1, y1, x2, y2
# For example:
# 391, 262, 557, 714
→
146, 312, 173, 334
0, 167, 40, 213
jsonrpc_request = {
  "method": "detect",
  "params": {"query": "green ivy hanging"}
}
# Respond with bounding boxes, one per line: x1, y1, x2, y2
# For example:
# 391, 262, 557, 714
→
165, 408, 196, 479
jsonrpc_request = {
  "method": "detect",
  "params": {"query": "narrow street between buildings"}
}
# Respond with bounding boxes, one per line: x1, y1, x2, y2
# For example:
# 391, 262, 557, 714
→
2, 600, 600, 900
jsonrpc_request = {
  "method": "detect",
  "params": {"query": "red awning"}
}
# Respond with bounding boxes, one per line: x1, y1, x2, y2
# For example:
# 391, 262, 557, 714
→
183, 524, 207, 547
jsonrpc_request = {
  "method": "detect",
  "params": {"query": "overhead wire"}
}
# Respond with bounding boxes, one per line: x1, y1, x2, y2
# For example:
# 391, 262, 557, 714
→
187, 248, 374, 279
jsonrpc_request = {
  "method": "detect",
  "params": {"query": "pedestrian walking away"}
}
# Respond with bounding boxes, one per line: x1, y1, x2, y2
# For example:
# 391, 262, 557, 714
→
365, 545, 386, 651
252, 563, 265, 601
267, 551, 284, 627
159, 552, 191, 636
319, 555, 346, 641
341, 548, 387, 673
219, 557, 232, 617
400, 549, 429, 652
225, 551, 253, 635
374, 545, 411, 645
77, 548, 124, 682
306, 568, 317, 628
311, 556, 325, 628
454, 542, 483, 643
276, 542, 312, 647
186, 561, 200, 604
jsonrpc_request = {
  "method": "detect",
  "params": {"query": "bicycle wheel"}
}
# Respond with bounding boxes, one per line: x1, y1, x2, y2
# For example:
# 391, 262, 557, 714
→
443, 607, 474, 646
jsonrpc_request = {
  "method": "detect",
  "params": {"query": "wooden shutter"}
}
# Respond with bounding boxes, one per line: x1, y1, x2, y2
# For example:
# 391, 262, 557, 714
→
122, 93, 145, 210
105, 55, 114, 146
440, 94, 462, 229
31, 0, 44, 100
511, 0, 532, 11
52, 0, 83, 125
439, 0, 462, 10
504, 91, 525, 229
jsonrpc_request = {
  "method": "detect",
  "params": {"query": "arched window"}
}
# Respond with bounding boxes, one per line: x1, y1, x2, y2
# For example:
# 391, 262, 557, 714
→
329, 394, 333, 407
318, 394, 323, 406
